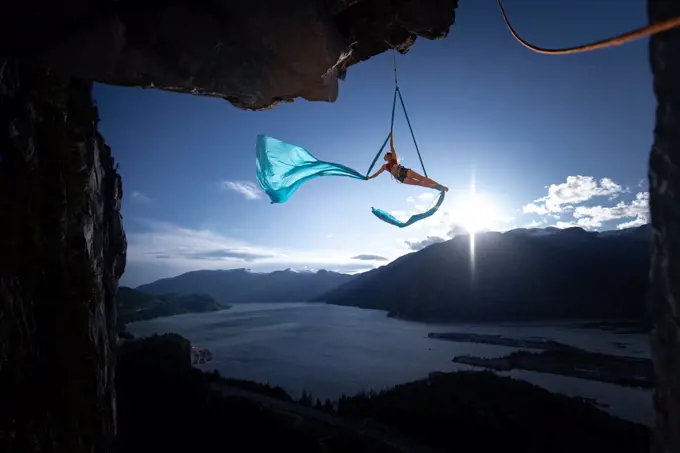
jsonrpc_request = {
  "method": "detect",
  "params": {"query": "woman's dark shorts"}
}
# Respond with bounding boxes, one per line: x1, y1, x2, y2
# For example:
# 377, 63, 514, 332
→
396, 165, 409, 182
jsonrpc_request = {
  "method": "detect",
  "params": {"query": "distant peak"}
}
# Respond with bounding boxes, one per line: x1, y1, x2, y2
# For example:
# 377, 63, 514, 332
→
283, 267, 324, 274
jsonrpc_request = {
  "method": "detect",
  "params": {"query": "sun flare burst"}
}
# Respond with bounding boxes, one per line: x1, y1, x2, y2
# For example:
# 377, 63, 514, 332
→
454, 195, 499, 233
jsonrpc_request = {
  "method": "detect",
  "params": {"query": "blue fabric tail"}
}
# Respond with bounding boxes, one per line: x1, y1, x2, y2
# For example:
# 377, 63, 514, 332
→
256, 134, 367, 204
371, 190, 446, 228
365, 88, 398, 177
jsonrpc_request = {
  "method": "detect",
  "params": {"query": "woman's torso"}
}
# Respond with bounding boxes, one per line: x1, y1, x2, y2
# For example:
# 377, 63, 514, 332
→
386, 159, 401, 175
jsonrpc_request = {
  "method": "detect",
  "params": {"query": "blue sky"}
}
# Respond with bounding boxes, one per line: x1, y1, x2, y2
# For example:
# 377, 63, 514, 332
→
94, 0, 654, 286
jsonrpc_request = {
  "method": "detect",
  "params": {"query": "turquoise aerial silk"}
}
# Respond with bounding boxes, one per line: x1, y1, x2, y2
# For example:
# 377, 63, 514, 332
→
256, 134, 367, 203
255, 134, 446, 228
372, 189, 446, 228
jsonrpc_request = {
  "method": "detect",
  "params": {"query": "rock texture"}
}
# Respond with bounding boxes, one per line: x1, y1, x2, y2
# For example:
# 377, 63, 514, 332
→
0, 0, 458, 110
0, 61, 127, 452
647, 1, 680, 452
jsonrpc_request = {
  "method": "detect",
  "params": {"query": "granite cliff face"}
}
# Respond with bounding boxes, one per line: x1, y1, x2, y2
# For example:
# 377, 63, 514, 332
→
0, 62, 126, 452
0, 0, 458, 110
647, 1, 680, 452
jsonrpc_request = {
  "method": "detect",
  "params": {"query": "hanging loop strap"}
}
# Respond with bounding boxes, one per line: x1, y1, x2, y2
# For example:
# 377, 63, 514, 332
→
396, 88, 427, 178
366, 86, 399, 177
391, 48, 426, 177
365, 133, 391, 178
366, 48, 428, 178
389, 85, 398, 133
497, 0, 680, 55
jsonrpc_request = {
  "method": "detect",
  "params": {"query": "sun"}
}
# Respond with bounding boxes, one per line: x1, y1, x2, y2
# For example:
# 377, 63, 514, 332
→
451, 193, 499, 234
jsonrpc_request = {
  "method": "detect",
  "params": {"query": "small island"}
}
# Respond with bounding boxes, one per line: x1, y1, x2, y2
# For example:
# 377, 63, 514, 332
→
428, 331, 653, 388
453, 348, 653, 388
577, 320, 650, 334
117, 286, 229, 324
428, 332, 570, 350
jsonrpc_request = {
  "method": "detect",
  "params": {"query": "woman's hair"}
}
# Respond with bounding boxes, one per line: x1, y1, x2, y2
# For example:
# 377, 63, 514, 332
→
384, 152, 394, 160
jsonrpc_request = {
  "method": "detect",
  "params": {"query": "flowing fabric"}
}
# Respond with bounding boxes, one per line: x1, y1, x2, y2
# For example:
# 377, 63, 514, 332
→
371, 190, 446, 228
255, 134, 445, 227
256, 134, 367, 203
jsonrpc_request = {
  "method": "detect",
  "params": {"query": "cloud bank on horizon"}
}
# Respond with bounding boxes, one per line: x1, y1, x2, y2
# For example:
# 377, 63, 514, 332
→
522, 176, 648, 230
122, 219, 387, 286
121, 174, 649, 286
402, 175, 648, 251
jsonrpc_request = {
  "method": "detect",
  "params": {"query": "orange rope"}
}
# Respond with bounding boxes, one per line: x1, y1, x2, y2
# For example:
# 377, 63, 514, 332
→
497, 0, 680, 55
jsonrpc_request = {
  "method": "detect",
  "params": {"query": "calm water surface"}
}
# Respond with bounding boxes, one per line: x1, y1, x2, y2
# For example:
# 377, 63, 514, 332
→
128, 302, 653, 426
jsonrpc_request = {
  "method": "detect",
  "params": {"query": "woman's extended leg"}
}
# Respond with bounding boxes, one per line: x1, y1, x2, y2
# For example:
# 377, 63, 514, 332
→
406, 169, 438, 186
401, 176, 429, 187
406, 169, 448, 191
402, 176, 442, 189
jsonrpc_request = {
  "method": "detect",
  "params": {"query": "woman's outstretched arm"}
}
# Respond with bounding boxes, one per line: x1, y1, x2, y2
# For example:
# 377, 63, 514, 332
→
368, 164, 386, 179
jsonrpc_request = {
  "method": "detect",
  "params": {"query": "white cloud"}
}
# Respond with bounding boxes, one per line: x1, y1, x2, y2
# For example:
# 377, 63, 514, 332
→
399, 175, 647, 257
543, 194, 649, 231
125, 220, 392, 279
571, 191, 649, 230
616, 216, 648, 230
388, 210, 411, 220
523, 176, 623, 215
523, 202, 550, 216
405, 191, 437, 211
522, 175, 649, 231
524, 219, 547, 228
404, 235, 447, 251
447, 224, 468, 237
130, 191, 151, 203
220, 180, 263, 200
351, 254, 389, 261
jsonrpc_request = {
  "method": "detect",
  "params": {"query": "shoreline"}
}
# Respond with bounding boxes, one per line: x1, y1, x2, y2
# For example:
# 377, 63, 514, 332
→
129, 306, 652, 425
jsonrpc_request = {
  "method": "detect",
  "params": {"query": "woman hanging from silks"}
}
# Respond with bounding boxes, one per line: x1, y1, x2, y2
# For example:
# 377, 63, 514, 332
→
255, 47, 448, 227
368, 133, 448, 192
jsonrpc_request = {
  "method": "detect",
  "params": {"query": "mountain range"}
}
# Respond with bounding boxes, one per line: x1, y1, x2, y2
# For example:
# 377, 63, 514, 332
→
132, 224, 651, 323
136, 268, 355, 304
313, 224, 652, 322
